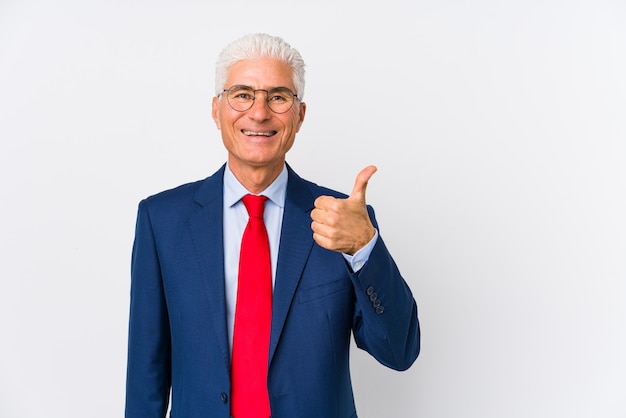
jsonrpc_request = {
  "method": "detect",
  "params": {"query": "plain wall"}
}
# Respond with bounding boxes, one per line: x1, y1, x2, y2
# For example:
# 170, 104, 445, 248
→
1, 0, 625, 416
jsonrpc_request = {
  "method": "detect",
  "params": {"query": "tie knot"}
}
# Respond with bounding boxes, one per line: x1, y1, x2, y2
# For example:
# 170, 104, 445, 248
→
242, 194, 268, 219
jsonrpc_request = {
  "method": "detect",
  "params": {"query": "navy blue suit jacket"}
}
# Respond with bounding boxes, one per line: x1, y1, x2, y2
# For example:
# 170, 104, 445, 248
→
125, 164, 420, 417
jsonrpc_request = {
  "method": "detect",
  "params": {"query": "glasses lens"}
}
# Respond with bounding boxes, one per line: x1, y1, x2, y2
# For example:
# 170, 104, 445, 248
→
226, 85, 255, 112
266, 87, 295, 114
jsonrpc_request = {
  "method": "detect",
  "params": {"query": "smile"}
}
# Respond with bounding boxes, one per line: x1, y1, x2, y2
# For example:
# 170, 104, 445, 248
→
242, 130, 277, 137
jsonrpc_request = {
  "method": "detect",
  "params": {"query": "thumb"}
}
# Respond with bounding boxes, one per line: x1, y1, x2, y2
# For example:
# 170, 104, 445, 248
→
349, 165, 378, 203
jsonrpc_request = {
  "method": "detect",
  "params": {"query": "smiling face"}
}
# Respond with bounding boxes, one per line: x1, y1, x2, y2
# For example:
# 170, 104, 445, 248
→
212, 57, 306, 185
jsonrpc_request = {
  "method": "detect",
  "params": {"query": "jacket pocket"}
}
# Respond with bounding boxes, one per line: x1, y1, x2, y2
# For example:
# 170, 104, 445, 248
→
298, 278, 352, 304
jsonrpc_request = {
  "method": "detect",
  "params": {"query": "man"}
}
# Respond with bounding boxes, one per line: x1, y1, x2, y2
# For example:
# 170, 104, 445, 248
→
125, 33, 420, 418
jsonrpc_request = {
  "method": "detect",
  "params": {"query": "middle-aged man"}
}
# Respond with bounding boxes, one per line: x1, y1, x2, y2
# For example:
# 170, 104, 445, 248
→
125, 33, 420, 418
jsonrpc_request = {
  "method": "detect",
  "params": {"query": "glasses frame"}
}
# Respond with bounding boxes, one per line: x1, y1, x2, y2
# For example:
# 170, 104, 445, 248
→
219, 85, 299, 114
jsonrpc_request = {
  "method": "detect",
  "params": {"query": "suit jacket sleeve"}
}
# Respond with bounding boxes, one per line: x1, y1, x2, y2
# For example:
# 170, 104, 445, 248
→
125, 200, 172, 417
350, 205, 420, 371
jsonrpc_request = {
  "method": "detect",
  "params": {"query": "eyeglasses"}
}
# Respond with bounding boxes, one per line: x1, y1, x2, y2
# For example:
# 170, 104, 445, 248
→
219, 85, 298, 114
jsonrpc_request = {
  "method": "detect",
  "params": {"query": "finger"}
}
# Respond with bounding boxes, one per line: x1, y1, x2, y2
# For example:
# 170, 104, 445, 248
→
312, 231, 332, 251
310, 220, 333, 237
313, 195, 336, 210
315, 196, 348, 216
349, 165, 377, 203
310, 208, 324, 223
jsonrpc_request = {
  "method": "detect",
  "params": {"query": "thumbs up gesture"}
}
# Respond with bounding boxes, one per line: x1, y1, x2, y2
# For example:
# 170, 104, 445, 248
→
311, 166, 378, 255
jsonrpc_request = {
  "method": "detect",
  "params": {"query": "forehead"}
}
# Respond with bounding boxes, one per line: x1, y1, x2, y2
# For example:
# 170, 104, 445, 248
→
225, 57, 295, 90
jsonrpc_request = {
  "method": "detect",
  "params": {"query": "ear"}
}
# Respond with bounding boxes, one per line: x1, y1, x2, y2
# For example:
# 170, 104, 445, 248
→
212, 96, 221, 130
295, 101, 306, 133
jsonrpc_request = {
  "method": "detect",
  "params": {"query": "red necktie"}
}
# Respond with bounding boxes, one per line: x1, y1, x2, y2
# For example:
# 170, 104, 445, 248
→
231, 194, 272, 418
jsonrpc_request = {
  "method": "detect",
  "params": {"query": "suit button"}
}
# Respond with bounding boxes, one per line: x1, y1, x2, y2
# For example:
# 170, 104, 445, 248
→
220, 392, 228, 403
375, 306, 385, 314
372, 299, 381, 308
366, 286, 375, 296
369, 293, 378, 302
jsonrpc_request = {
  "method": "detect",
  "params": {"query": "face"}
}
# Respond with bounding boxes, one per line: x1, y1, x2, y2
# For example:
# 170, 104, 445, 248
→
212, 57, 306, 177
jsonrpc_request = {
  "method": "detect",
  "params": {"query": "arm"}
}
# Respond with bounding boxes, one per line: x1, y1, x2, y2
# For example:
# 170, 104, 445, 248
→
349, 214, 420, 371
125, 200, 172, 418
310, 166, 420, 370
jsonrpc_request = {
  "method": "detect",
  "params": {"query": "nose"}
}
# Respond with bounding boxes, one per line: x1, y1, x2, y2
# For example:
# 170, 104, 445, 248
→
247, 91, 272, 121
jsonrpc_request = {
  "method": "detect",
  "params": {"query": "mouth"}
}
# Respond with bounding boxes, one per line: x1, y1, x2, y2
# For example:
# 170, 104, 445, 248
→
242, 130, 277, 137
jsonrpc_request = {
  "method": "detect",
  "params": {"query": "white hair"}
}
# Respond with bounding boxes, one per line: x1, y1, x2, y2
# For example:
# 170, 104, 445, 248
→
214, 33, 306, 100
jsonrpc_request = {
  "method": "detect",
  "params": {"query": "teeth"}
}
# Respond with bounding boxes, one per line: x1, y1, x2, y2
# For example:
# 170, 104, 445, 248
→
243, 130, 275, 136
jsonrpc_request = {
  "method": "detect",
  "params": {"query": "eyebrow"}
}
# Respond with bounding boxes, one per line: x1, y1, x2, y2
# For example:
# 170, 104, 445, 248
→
229, 85, 295, 92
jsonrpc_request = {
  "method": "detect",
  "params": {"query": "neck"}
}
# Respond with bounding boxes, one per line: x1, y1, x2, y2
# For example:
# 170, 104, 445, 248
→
228, 160, 284, 194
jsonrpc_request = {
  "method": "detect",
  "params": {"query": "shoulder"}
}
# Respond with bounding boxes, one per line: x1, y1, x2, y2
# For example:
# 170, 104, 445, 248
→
304, 180, 348, 200
142, 179, 205, 207
138, 165, 225, 215
286, 164, 348, 200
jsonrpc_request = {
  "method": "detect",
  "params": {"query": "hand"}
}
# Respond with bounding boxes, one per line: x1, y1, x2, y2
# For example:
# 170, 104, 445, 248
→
311, 166, 378, 255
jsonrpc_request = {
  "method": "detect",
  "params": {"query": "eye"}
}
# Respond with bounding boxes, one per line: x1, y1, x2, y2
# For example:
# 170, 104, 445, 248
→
269, 94, 288, 103
268, 88, 293, 103
228, 86, 255, 101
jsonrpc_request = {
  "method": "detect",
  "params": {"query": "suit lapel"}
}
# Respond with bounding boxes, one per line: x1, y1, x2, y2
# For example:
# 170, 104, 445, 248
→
269, 167, 315, 365
187, 166, 231, 371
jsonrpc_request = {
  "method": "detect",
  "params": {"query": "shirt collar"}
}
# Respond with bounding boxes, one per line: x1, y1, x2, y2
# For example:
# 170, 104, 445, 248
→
224, 163, 288, 208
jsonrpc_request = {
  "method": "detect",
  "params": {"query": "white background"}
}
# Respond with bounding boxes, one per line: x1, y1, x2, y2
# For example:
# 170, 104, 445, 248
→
1, 0, 625, 417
